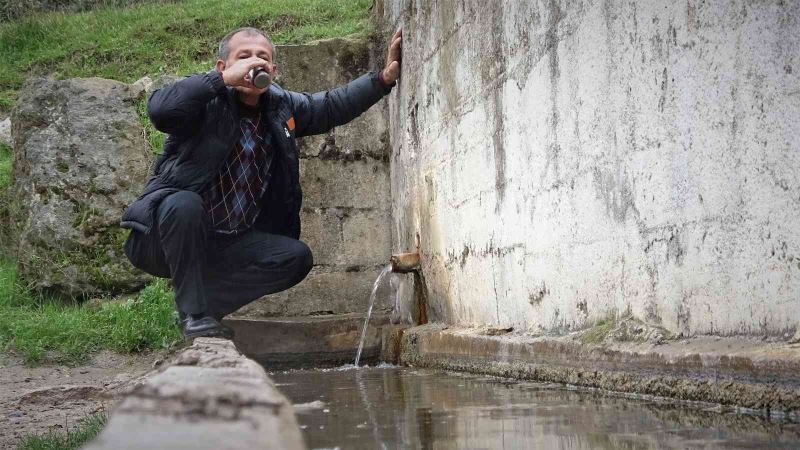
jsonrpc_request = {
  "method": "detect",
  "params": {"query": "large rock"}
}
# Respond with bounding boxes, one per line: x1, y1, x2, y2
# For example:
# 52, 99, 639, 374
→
130, 74, 181, 101
10, 77, 151, 297
0, 117, 10, 147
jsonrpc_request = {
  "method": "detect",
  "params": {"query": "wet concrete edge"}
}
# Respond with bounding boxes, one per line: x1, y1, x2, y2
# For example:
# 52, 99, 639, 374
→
224, 313, 390, 369
395, 324, 800, 419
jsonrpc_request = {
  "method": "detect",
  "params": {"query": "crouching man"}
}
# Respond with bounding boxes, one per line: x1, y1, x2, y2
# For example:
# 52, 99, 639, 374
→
120, 27, 402, 339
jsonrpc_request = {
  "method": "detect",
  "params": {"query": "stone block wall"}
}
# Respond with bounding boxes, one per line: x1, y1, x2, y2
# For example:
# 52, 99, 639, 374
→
376, 0, 800, 336
234, 38, 394, 318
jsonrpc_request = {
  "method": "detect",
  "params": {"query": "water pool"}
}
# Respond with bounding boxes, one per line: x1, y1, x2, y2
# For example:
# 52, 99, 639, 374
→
271, 365, 800, 450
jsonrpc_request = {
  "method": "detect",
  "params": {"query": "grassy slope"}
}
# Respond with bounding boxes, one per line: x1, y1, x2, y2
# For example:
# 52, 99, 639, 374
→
0, 0, 373, 112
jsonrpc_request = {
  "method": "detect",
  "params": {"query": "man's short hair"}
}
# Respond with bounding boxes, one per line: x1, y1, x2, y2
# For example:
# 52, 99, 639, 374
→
218, 27, 276, 61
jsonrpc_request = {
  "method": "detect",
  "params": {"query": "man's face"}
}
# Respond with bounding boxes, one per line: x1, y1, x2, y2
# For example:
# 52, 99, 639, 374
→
219, 32, 275, 97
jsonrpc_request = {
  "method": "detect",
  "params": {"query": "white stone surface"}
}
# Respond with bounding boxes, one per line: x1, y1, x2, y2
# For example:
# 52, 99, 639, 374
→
379, 0, 800, 335
0, 117, 10, 147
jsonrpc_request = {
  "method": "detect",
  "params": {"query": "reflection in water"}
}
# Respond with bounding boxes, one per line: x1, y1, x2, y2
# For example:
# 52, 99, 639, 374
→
270, 366, 800, 450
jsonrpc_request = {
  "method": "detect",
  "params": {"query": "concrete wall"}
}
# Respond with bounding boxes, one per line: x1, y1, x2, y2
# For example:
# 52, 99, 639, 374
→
234, 38, 393, 318
377, 0, 800, 336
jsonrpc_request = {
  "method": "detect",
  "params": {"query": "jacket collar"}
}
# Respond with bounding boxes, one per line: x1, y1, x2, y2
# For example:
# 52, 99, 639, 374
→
223, 83, 283, 119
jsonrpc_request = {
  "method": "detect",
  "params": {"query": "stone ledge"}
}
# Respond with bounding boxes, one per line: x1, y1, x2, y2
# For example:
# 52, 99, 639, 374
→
233, 268, 393, 318
82, 338, 305, 450
397, 325, 800, 418
225, 314, 390, 369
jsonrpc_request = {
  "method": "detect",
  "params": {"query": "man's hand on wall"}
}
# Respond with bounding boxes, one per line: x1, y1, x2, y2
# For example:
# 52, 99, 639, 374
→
381, 28, 403, 86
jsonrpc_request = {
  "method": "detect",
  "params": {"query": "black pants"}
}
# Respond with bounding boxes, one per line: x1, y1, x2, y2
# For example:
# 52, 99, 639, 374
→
123, 190, 313, 320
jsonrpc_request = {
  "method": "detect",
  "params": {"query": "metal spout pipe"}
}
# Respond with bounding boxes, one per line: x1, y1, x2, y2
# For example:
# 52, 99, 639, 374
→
390, 252, 420, 273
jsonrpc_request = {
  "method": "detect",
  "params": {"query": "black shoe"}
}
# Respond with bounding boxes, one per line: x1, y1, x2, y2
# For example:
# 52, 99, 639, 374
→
181, 315, 234, 340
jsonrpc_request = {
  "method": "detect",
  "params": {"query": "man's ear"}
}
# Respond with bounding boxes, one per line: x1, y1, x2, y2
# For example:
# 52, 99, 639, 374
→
215, 59, 226, 73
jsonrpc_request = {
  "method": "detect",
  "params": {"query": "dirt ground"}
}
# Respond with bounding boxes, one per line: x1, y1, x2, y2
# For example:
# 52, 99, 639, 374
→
0, 350, 171, 450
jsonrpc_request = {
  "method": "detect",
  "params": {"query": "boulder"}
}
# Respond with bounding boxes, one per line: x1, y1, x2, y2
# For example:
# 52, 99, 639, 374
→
130, 74, 181, 101
10, 77, 152, 298
0, 117, 10, 147
129, 76, 152, 101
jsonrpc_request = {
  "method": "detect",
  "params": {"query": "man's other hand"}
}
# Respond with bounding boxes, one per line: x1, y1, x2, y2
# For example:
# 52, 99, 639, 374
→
221, 56, 271, 87
381, 28, 402, 86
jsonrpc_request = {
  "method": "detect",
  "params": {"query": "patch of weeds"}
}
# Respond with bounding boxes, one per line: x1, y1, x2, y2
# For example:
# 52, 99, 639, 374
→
0, 142, 11, 189
136, 98, 163, 154
0, 258, 180, 365
579, 317, 617, 344
70, 201, 102, 230
578, 314, 672, 345
16, 412, 107, 450
0, 142, 15, 256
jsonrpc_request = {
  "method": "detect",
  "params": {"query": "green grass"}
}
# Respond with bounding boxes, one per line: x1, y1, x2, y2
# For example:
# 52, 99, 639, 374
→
0, 0, 373, 113
0, 258, 181, 364
578, 317, 616, 344
1, 0, 160, 22
17, 412, 107, 450
0, 142, 14, 255
0, 142, 11, 188
137, 97, 165, 154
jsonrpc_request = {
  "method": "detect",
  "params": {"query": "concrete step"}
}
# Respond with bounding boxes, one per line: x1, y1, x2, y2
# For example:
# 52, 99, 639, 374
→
223, 313, 390, 369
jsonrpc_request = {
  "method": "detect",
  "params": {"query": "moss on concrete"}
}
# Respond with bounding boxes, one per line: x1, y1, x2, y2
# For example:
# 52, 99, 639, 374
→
396, 325, 800, 418
577, 315, 672, 345
579, 318, 617, 344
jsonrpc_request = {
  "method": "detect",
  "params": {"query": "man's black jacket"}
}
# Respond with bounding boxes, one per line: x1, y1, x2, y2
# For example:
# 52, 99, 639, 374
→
120, 69, 392, 239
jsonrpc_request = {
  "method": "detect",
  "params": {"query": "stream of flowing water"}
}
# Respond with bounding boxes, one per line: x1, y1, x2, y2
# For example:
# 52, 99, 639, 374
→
354, 265, 393, 366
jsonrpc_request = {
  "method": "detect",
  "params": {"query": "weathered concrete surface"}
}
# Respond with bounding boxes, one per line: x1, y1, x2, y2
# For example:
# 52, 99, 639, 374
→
10, 77, 151, 297
83, 338, 305, 450
377, 0, 800, 336
236, 38, 393, 318
225, 314, 389, 368
380, 324, 411, 364
233, 267, 393, 317
397, 324, 800, 417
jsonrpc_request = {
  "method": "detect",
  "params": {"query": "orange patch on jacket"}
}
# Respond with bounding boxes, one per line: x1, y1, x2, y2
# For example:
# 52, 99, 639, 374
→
286, 116, 295, 131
